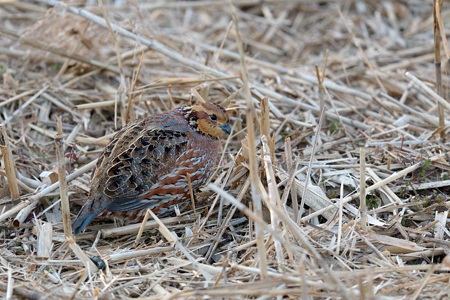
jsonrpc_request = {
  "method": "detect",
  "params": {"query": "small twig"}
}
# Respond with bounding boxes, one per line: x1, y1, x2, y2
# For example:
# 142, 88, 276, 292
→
0, 125, 20, 200
6, 268, 13, 300
315, 64, 326, 129
55, 117, 73, 239
108, 246, 173, 261
134, 209, 151, 246
0, 90, 36, 109
231, 2, 268, 279
92, 215, 193, 239
260, 97, 274, 162
12, 201, 38, 228
336, 183, 344, 254
299, 106, 326, 220
67, 237, 99, 273
284, 138, 298, 220
433, 0, 445, 140
435, 0, 450, 58
125, 51, 144, 124
261, 135, 284, 269
76, 100, 116, 110
190, 86, 207, 103
37, 222, 53, 258
360, 147, 367, 231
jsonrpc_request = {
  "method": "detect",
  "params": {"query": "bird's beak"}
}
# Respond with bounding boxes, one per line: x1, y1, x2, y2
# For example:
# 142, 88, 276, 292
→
220, 123, 231, 135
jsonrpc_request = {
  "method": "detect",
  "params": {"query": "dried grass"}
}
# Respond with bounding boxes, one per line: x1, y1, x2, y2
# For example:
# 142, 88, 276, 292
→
1, 0, 450, 299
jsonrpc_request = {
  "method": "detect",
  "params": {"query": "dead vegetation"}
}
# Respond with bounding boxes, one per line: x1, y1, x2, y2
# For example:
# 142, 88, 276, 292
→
1, 0, 450, 299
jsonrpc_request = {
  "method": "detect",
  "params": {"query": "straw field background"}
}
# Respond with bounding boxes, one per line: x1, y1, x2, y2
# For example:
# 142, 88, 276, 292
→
1, 0, 450, 299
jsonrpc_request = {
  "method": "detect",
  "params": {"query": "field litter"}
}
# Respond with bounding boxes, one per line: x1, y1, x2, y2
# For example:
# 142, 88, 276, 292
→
1, 1, 450, 299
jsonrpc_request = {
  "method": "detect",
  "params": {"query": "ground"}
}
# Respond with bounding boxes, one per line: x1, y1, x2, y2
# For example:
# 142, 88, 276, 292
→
1, 1, 450, 299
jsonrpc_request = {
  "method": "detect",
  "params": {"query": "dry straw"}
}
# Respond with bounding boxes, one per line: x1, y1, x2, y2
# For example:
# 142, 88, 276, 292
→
0, 0, 450, 299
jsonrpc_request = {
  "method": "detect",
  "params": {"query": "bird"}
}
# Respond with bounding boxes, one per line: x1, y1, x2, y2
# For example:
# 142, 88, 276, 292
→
72, 102, 231, 234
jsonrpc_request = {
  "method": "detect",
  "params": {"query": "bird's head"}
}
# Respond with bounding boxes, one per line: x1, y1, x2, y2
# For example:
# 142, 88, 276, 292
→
181, 102, 231, 138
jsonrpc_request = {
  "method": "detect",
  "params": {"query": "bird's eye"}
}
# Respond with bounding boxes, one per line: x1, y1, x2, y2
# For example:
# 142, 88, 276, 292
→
209, 114, 217, 121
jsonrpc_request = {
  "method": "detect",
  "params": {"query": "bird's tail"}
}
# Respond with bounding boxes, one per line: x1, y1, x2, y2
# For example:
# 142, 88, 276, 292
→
72, 200, 102, 234
72, 214, 97, 235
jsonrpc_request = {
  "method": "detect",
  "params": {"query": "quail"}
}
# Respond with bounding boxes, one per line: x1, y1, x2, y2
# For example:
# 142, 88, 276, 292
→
72, 102, 231, 234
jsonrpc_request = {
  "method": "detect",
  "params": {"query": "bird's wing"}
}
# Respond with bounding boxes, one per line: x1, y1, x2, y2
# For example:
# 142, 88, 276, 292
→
95, 124, 190, 207
106, 146, 201, 213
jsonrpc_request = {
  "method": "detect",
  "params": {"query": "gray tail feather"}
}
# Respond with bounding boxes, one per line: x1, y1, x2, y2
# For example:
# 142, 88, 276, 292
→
72, 213, 97, 234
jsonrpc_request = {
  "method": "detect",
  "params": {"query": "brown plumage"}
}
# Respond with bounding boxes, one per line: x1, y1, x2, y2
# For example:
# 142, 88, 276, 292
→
72, 102, 231, 234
